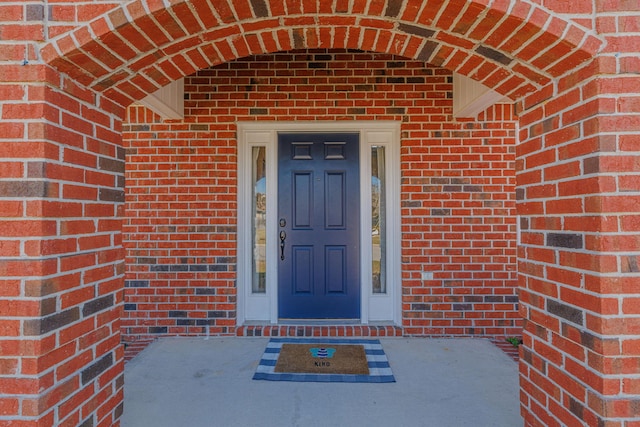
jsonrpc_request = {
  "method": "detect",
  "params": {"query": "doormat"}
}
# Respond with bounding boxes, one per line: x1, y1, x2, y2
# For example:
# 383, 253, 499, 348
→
252, 338, 395, 383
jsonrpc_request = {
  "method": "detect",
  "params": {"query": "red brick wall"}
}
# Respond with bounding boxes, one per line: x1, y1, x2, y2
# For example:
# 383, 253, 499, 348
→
0, 69, 125, 426
121, 49, 520, 347
3, 0, 639, 426
517, 4, 640, 425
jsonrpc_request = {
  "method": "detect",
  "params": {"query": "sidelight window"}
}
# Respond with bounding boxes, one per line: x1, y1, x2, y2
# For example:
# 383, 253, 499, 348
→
251, 147, 266, 294
371, 146, 387, 294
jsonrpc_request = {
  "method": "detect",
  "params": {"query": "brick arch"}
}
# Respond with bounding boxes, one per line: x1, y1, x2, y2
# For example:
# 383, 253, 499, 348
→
41, 0, 603, 107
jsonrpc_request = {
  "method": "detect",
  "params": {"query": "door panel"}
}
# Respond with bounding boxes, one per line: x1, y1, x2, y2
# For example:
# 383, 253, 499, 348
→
278, 132, 360, 319
292, 247, 313, 294
325, 246, 346, 294
293, 172, 312, 228
325, 172, 346, 228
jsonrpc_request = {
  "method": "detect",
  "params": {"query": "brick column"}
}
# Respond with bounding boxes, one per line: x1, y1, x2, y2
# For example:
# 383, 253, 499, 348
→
585, 4, 640, 421
518, 5, 640, 424
0, 61, 125, 425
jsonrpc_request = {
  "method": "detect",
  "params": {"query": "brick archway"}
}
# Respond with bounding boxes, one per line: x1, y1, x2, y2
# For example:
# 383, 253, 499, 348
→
4, 1, 639, 427
41, 0, 602, 105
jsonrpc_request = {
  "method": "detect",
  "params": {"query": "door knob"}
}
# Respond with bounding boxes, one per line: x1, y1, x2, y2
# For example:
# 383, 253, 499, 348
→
279, 230, 286, 260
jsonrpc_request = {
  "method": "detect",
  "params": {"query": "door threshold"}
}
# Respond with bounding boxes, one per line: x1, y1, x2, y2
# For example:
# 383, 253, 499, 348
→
236, 323, 403, 338
278, 319, 361, 325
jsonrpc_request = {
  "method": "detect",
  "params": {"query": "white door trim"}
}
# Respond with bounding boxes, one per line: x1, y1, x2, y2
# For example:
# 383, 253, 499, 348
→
237, 121, 401, 325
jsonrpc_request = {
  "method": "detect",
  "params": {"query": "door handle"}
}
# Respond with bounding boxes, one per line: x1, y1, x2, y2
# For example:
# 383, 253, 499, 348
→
279, 230, 286, 260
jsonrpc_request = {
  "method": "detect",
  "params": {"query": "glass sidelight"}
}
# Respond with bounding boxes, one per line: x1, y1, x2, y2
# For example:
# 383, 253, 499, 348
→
251, 147, 266, 293
371, 146, 387, 294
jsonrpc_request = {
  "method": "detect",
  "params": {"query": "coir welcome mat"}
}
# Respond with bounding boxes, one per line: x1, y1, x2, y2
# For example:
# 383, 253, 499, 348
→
252, 338, 395, 383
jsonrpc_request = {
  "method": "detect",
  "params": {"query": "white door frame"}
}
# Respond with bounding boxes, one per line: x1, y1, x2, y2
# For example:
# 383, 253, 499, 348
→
237, 121, 401, 325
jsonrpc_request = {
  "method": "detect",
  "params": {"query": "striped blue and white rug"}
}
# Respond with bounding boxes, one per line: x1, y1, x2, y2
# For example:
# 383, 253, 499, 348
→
252, 338, 395, 383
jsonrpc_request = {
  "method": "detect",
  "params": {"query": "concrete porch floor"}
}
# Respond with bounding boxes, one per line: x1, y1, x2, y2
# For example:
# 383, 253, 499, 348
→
122, 337, 522, 427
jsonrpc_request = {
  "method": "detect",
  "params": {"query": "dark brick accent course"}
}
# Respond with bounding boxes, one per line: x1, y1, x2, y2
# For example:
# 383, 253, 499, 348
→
83, 294, 114, 317
416, 41, 438, 62
26, 161, 47, 178
140, 262, 229, 272
195, 288, 218, 295
398, 23, 435, 38
548, 299, 583, 325
431, 209, 451, 216
196, 319, 218, 326
24, 308, 80, 335
114, 402, 124, 420
623, 256, 639, 272
98, 156, 125, 173
292, 29, 304, 49
27, 4, 44, 20
40, 297, 57, 316
476, 45, 513, 65
125, 280, 149, 287
127, 125, 150, 132
547, 233, 583, 249
583, 156, 599, 174
569, 397, 584, 419
250, 0, 269, 17
387, 107, 405, 114
208, 311, 227, 318
385, 0, 403, 17
0, 181, 51, 198
99, 188, 124, 203
81, 353, 113, 385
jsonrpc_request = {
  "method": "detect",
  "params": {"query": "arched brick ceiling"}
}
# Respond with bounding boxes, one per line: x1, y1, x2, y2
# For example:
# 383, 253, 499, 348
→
41, 0, 603, 107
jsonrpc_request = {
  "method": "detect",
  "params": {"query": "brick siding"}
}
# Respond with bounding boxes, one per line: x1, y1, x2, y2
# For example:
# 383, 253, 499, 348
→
121, 50, 520, 350
1, 0, 638, 426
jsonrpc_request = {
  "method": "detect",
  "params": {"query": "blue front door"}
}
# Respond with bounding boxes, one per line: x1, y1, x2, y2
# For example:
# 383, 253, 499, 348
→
278, 132, 360, 319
